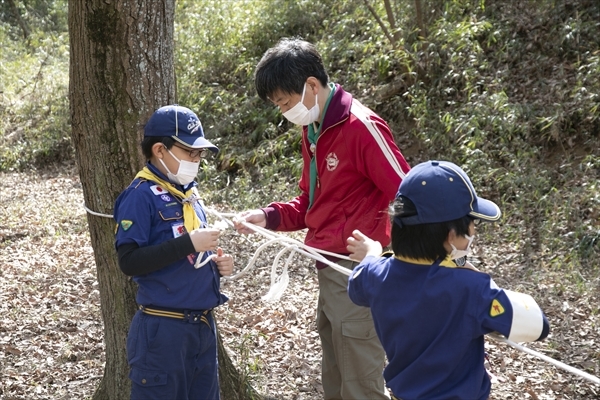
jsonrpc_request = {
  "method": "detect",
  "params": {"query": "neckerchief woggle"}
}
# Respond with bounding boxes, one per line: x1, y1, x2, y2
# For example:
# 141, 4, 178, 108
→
136, 166, 201, 233
307, 82, 336, 208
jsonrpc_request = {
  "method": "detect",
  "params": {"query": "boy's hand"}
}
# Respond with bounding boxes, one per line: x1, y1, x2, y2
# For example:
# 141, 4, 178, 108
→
233, 209, 267, 234
214, 247, 234, 276
189, 228, 220, 252
347, 230, 383, 262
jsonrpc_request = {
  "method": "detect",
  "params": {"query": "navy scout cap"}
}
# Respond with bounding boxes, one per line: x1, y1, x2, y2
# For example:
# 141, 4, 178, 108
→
144, 105, 218, 153
395, 160, 501, 225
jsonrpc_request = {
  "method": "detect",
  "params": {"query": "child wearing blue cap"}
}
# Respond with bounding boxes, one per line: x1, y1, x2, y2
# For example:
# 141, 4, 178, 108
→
113, 105, 234, 400
346, 160, 550, 400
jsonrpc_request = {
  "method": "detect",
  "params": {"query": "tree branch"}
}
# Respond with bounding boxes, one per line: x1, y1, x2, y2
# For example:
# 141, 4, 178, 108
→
362, 0, 397, 47
414, 0, 426, 38
7, 0, 30, 40
383, 0, 400, 42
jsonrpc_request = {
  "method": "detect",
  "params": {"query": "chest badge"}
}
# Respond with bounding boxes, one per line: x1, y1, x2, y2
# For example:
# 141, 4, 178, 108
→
309, 143, 316, 154
172, 222, 185, 238
326, 152, 339, 171
150, 185, 167, 195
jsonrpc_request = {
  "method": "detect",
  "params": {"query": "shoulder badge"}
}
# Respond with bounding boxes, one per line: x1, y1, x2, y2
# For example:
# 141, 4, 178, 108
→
120, 220, 133, 231
490, 299, 505, 317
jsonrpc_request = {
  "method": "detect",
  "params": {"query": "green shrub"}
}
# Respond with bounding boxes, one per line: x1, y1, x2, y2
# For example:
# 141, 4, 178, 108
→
0, 22, 70, 172
0, 0, 598, 271
174, 0, 336, 201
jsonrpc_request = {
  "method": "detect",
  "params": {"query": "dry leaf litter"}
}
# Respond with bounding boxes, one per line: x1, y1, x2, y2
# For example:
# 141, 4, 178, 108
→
1, 162, 598, 399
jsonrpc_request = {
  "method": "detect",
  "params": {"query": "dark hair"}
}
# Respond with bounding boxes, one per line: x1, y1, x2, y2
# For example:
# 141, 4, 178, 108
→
254, 37, 329, 101
390, 196, 472, 260
141, 136, 175, 160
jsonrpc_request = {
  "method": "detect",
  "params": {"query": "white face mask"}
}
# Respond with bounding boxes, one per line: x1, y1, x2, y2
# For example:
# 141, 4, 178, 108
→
159, 149, 200, 185
450, 234, 474, 266
282, 84, 320, 126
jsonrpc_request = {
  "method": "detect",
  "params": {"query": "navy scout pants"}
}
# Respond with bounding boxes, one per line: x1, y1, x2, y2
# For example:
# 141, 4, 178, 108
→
126, 309, 219, 400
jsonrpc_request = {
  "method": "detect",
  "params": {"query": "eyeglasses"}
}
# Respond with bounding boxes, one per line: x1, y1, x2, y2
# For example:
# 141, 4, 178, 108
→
172, 144, 208, 159
469, 217, 482, 225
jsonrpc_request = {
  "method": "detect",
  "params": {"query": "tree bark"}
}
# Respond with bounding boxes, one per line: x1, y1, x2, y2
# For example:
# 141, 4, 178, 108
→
217, 327, 262, 400
383, 0, 400, 43
414, 0, 426, 39
68, 1, 257, 398
68, 1, 176, 398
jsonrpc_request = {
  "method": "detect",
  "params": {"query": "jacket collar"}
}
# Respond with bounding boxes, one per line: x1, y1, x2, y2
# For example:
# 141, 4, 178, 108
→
319, 83, 353, 133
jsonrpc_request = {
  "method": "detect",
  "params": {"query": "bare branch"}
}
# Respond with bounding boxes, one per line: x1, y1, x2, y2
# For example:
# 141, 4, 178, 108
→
7, 0, 30, 40
414, 0, 426, 38
383, 0, 400, 42
362, 0, 397, 47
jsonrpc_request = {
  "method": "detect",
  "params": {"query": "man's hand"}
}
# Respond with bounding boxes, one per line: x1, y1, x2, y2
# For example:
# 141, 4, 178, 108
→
189, 228, 220, 252
214, 247, 234, 276
347, 230, 382, 262
233, 209, 267, 234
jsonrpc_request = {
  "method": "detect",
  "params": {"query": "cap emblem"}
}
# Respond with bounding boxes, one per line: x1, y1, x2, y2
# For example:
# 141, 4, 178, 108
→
187, 117, 202, 134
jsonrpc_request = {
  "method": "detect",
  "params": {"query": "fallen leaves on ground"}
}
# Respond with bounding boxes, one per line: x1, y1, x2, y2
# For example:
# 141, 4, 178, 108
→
0, 162, 598, 399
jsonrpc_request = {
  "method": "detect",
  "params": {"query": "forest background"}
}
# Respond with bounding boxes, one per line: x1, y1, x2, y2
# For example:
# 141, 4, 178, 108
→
0, 0, 599, 399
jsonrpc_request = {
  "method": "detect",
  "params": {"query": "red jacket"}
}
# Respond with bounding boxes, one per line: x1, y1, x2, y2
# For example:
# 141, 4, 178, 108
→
263, 84, 411, 265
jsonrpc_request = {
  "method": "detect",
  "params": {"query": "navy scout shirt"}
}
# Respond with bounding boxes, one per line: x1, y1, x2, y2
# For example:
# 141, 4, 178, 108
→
114, 163, 227, 310
348, 255, 548, 400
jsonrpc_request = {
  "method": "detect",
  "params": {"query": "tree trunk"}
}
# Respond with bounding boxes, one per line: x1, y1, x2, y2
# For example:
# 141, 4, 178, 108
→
68, 1, 256, 398
7, 0, 30, 40
217, 328, 262, 400
414, 0, 426, 39
68, 0, 176, 397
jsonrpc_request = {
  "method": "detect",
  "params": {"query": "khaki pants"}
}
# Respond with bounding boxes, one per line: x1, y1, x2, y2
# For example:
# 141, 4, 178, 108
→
317, 260, 389, 400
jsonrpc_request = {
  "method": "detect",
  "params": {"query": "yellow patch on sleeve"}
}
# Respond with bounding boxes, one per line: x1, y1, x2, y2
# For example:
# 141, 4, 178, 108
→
490, 299, 505, 317
120, 220, 133, 231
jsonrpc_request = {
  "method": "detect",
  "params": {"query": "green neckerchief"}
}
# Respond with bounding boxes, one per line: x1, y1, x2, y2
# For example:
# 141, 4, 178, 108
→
307, 82, 336, 208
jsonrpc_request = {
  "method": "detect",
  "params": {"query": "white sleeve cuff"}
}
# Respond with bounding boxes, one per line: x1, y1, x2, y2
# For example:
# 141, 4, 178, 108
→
505, 290, 544, 342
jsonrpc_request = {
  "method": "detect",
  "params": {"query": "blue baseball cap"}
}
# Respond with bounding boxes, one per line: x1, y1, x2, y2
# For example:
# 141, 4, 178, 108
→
395, 160, 501, 225
144, 105, 218, 153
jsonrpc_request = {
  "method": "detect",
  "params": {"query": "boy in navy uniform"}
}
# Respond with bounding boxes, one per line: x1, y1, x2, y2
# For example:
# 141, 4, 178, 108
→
114, 105, 234, 400
346, 160, 550, 400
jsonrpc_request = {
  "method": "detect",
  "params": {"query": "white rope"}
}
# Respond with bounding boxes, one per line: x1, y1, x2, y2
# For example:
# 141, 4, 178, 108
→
82, 203, 114, 218
204, 207, 353, 277
489, 333, 600, 385
81, 202, 220, 269
82, 201, 599, 386
204, 207, 600, 386
194, 253, 217, 269
202, 206, 355, 303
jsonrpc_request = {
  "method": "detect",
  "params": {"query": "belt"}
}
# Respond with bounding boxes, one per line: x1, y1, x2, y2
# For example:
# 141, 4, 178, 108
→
139, 305, 212, 326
